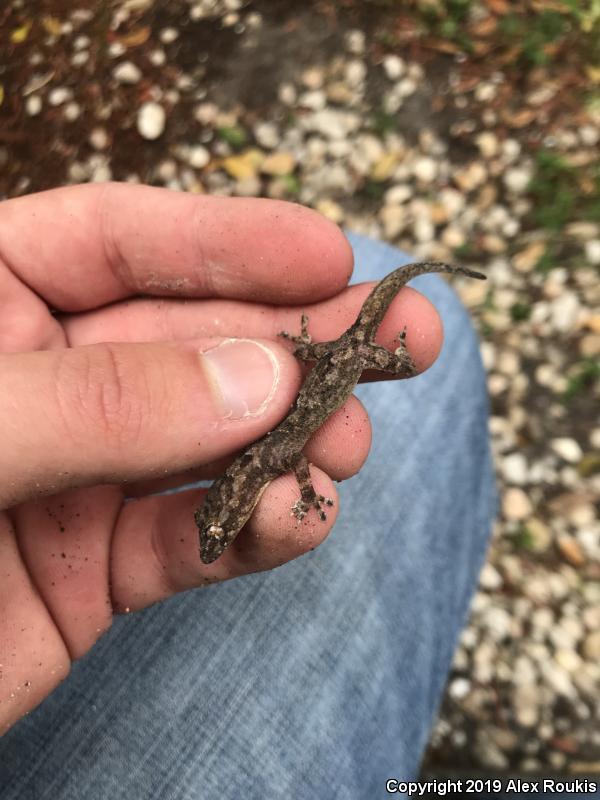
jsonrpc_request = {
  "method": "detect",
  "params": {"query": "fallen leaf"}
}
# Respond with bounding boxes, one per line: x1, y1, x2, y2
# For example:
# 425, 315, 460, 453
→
11, 21, 32, 43
42, 16, 62, 36
117, 26, 151, 48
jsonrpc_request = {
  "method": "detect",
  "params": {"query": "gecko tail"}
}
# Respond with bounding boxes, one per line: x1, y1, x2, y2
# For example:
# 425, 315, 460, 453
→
454, 266, 486, 281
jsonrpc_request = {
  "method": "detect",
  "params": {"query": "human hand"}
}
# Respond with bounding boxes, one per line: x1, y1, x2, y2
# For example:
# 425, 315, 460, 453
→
0, 183, 445, 733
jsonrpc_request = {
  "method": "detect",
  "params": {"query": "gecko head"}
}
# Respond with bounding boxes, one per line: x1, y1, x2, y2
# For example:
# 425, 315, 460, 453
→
198, 522, 228, 565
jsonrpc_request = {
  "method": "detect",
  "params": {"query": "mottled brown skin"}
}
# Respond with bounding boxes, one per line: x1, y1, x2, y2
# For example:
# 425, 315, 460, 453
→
195, 261, 485, 563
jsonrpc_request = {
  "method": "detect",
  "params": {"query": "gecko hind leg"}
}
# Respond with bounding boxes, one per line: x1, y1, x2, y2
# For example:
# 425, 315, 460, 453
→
279, 314, 333, 362
290, 453, 334, 522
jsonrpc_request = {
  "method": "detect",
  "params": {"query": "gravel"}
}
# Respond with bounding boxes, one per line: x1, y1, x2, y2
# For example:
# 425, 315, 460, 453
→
1, 0, 598, 775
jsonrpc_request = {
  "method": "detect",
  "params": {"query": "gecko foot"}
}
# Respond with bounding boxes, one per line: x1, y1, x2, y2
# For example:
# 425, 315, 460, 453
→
279, 313, 312, 346
394, 326, 417, 375
291, 494, 334, 522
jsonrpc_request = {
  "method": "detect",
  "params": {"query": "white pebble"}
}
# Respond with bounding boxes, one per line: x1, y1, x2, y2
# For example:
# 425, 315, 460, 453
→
48, 87, 73, 106
113, 61, 142, 84
475, 131, 499, 159
187, 145, 210, 168
63, 102, 81, 121
502, 487, 532, 521
383, 55, 405, 80
345, 60, 367, 87
584, 239, 600, 265
137, 102, 166, 140
551, 438, 583, 464
160, 27, 179, 44
345, 29, 365, 55
25, 95, 42, 116
412, 156, 437, 183
479, 563, 502, 591
504, 165, 532, 194
501, 453, 528, 485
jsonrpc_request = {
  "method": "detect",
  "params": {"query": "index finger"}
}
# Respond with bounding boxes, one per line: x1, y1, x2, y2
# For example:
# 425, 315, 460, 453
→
0, 183, 354, 312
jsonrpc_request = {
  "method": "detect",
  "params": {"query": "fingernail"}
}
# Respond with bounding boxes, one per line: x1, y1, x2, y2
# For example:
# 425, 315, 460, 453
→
200, 339, 279, 419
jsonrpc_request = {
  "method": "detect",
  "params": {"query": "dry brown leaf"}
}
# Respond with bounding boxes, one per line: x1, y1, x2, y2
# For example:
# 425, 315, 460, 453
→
10, 21, 32, 43
117, 26, 151, 48
486, 0, 512, 14
426, 38, 463, 55
501, 107, 537, 127
470, 16, 498, 37
42, 16, 62, 36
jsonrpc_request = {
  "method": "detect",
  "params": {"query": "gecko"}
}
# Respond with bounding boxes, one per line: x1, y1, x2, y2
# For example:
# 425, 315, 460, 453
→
195, 261, 485, 564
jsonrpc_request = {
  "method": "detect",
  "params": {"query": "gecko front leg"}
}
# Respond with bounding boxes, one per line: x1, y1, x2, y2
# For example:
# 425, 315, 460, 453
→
279, 314, 334, 362
290, 453, 334, 522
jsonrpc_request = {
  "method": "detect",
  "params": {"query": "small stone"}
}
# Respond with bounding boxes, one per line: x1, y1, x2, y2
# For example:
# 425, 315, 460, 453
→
383, 55, 405, 80
526, 518, 552, 552
448, 677, 471, 700
483, 607, 513, 641
566, 221, 599, 239
384, 184, 412, 205
326, 81, 354, 105
345, 29, 365, 54
301, 67, 324, 90
260, 151, 296, 176
63, 102, 81, 121
234, 177, 261, 197
149, 49, 166, 67
254, 122, 279, 150
502, 488, 532, 521
551, 438, 583, 463
504, 165, 532, 194
475, 82, 497, 102
345, 59, 367, 87
501, 453, 528, 485
550, 291, 580, 333
195, 102, 218, 125
48, 87, 73, 106
137, 102, 166, 140
555, 649, 582, 673
89, 127, 108, 150
584, 240, 600, 265
557, 536, 585, 567
514, 684, 540, 727
160, 27, 179, 44
412, 156, 437, 183
315, 199, 344, 224
583, 631, 600, 660
113, 61, 142, 84
379, 205, 406, 239
580, 124, 600, 146
453, 162, 487, 192
370, 152, 400, 182
25, 95, 42, 116
298, 90, 326, 111
513, 241, 545, 272
187, 145, 211, 169
479, 563, 502, 591
397, 77, 417, 97
72, 51, 89, 67
440, 226, 465, 249
475, 131, 499, 159
413, 217, 434, 243
278, 83, 297, 106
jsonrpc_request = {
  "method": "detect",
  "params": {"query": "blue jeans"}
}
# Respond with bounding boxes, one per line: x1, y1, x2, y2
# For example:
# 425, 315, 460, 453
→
1, 234, 497, 798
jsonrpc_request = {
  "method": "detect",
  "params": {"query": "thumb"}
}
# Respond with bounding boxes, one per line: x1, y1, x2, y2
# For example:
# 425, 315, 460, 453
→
0, 338, 299, 509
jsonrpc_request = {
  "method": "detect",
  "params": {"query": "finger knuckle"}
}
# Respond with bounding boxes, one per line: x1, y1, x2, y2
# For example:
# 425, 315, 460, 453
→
54, 344, 149, 450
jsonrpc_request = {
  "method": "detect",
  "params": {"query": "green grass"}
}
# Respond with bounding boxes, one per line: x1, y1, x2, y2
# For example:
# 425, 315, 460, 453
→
216, 125, 248, 150
561, 359, 600, 403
